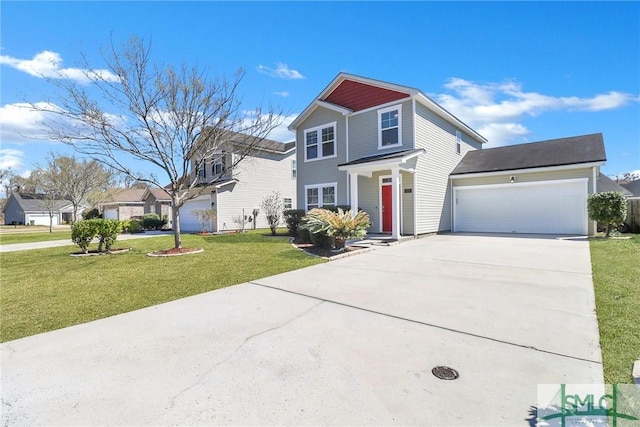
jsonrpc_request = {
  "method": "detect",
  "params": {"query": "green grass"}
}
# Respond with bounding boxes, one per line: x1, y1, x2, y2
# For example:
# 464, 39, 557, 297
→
590, 233, 640, 383
0, 231, 324, 342
0, 230, 72, 244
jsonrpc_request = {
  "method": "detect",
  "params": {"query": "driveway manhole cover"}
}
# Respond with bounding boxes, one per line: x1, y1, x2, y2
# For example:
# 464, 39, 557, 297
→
432, 366, 459, 380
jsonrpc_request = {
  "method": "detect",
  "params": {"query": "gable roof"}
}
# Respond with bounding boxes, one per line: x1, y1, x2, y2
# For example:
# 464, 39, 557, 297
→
621, 179, 640, 197
198, 130, 295, 156
143, 187, 172, 202
103, 188, 146, 204
6, 192, 75, 212
597, 173, 633, 196
288, 72, 487, 144
451, 133, 606, 176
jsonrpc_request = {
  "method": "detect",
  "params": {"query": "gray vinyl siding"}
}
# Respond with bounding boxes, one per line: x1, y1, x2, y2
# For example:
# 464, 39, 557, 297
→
451, 167, 594, 187
401, 171, 414, 235
215, 151, 297, 231
414, 102, 483, 234
348, 100, 414, 162
3, 196, 24, 225
295, 106, 348, 208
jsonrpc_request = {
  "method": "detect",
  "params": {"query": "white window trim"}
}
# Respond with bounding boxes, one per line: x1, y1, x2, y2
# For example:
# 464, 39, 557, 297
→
303, 122, 337, 162
378, 104, 403, 150
283, 197, 293, 210
291, 159, 297, 179
456, 130, 462, 155
304, 182, 337, 211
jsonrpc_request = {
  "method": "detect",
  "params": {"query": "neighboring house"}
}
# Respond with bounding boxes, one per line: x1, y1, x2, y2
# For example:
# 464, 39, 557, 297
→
597, 173, 633, 197
621, 179, 640, 199
100, 188, 146, 220
290, 73, 607, 237
3, 192, 87, 225
141, 187, 173, 220
178, 132, 297, 232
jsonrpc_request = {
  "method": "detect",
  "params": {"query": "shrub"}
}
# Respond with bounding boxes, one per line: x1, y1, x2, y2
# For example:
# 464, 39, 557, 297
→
309, 229, 334, 250
301, 208, 371, 249
142, 213, 166, 230
284, 209, 306, 237
95, 219, 122, 252
71, 220, 99, 254
82, 208, 102, 219
588, 192, 628, 237
261, 191, 283, 236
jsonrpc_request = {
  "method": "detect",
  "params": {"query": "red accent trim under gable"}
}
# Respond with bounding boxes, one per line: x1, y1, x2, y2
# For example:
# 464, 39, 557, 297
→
323, 80, 410, 112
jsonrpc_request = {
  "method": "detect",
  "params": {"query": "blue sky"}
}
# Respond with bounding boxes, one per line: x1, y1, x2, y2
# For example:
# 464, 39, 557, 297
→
1, 1, 639, 185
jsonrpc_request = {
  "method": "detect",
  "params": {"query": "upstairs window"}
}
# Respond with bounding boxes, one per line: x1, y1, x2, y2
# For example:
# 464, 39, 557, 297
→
456, 131, 462, 154
213, 153, 226, 176
197, 163, 206, 180
304, 123, 337, 161
291, 160, 297, 179
378, 105, 402, 149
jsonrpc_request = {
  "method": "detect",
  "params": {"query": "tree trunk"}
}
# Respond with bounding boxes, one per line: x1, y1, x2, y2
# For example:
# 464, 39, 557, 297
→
172, 196, 182, 249
605, 223, 612, 238
49, 214, 53, 233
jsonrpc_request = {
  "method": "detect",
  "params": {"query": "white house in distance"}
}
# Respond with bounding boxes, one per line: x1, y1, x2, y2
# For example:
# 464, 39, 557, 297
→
289, 73, 607, 237
179, 132, 297, 232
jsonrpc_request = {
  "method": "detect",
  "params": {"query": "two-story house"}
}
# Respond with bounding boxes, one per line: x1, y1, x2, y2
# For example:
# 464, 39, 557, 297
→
290, 73, 606, 237
289, 73, 487, 239
179, 132, 296, 232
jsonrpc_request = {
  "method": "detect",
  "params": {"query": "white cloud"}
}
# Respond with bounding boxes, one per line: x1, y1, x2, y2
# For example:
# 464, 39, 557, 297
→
433, 78, 638, 146
0, 50, 118, 84
0, 148, 25, 171
266, 114, 297, 142
257, 63, 305, 80
273, 91, 290, 98
0, 102, 63, 143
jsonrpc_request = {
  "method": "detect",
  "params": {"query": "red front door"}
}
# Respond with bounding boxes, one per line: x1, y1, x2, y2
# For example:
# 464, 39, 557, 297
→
382, 185, 392, 233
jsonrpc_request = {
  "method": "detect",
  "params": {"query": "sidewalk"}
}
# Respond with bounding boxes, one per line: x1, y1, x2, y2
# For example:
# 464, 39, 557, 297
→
0, 231, 174, 253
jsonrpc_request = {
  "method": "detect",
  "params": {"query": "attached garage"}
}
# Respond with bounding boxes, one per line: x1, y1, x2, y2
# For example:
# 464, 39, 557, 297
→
450, 133, 607, 236
453, 179, 588, 235
103, 208, 119, 220
179, 195, 214, 232
27, 213, 60, 226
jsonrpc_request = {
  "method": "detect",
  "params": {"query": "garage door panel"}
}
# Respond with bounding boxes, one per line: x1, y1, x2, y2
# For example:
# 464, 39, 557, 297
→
454, 180, 587, 235
28, 214, 59, 226
179, 196, 212, 232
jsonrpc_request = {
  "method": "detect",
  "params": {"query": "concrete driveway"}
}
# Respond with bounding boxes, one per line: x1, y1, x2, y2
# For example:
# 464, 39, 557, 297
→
1, 233, 603, 426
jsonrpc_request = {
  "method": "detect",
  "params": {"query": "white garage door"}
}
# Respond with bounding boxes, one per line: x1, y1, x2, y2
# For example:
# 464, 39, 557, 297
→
103, 208, 118, 220
453, 179, 588, 235
28, 214, 59, 226
179, 196, 212, 232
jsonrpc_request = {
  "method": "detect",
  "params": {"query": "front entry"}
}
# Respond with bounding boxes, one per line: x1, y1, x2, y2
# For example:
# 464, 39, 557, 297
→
381, 184, 392, 233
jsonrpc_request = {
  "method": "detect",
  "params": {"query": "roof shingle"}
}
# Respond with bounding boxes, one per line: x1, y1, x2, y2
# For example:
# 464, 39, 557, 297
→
451, 133, 606, 175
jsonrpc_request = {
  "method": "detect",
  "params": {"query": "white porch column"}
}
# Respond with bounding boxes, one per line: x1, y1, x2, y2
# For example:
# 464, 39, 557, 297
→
349, 172, 359, 217
391, 167, 401, 240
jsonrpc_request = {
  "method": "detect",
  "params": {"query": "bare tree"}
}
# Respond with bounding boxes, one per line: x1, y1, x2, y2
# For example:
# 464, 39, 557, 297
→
37, 154, 115, 222
28, 169, 61, 233
32, 37, 283, 249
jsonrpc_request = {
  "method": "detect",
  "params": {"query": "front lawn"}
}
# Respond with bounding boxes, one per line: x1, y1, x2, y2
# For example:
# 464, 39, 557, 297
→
1, 231, 323, 342
0, 228, 72, 244
590, 233, 640, 383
